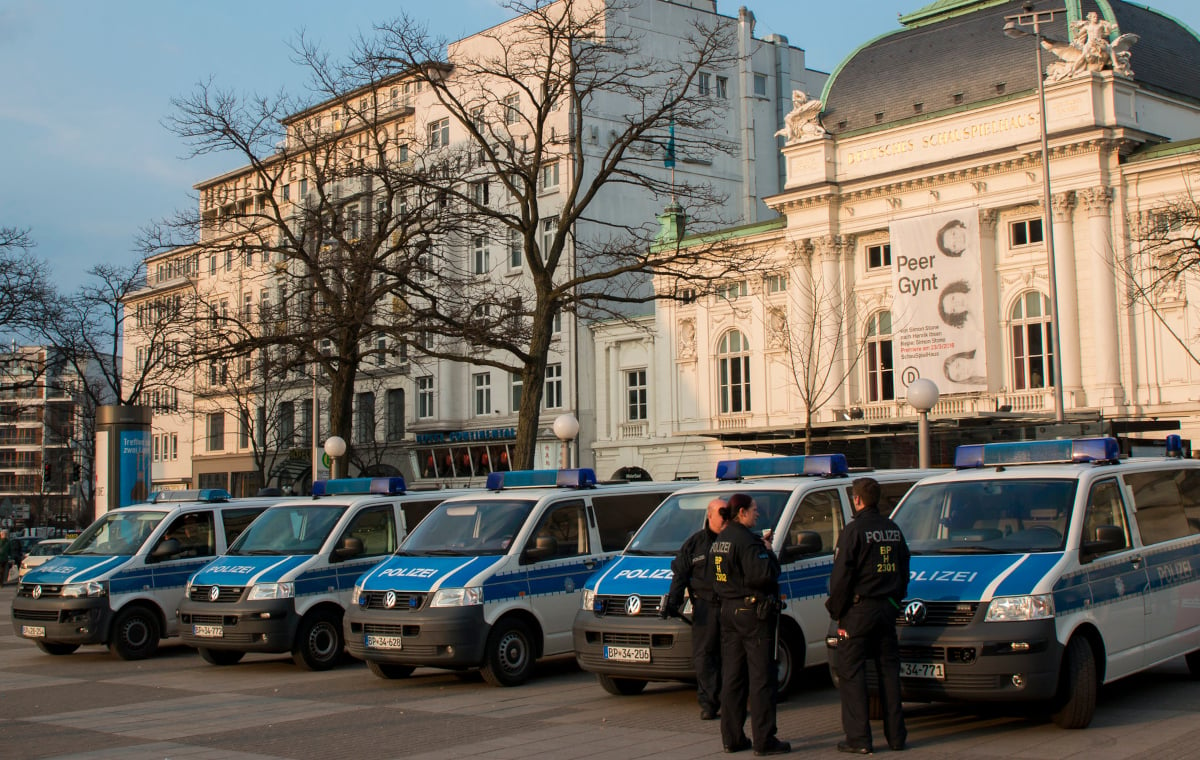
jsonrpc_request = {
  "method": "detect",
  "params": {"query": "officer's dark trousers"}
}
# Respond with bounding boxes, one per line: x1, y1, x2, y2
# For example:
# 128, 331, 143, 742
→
836, 598, 906, 750
719, 603, 778, 750
692, 597, 722, 713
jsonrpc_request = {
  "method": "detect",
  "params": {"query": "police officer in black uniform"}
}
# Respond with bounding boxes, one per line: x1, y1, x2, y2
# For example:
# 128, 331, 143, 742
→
827, 477, 910, 754
663, 497, 727, 720
710, 493, 790, 756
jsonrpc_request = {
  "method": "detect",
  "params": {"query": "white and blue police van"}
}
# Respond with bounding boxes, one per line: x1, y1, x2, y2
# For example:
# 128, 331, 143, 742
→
11, 490, 272, 659
830, 436, 1200, 729
177, 477, 476, 670
574, 455, 936, 696
345, 468, 681, 686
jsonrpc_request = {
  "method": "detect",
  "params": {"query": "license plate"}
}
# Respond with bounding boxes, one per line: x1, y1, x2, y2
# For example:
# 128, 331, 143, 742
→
21, 625, 45, 638
366, 634, 404, 650
193, 625, 223, 638
603, 646, 651, 663
900, 662, 945, 680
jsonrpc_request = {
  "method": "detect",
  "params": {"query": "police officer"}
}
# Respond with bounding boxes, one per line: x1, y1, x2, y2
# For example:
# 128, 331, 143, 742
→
827, 477, 910, 754
710, 493, 790, 756
663, 497, 727, 720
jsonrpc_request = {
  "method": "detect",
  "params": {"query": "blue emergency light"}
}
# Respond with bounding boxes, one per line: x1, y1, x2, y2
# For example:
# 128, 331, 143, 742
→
486, 468, 597, 491
715, 454, 849, 480
954, 437, 1120, 469
312, 477, 407, 496
149, 488, 232, 503
1167, 434, 1184, 458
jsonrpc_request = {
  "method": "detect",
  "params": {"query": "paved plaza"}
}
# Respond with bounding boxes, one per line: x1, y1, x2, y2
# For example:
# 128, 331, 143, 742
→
2, 584, 1199, 759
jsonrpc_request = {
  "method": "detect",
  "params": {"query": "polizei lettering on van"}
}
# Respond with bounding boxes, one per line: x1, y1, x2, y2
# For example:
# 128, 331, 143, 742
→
379, 567, 439, 578
614, 568, 673, 580
909, 569, 978, 583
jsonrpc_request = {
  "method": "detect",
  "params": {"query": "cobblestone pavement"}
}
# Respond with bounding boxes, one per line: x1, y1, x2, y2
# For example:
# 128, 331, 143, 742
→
2, 584, 1199, 759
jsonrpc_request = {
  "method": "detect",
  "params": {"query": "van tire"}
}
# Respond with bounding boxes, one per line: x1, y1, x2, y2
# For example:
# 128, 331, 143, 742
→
198, 647, 245, 665
292, 610, 343, 671
776, 627, 803, 696
109, 606, 160, 660
1051, 636, 1096, 729
36, 641, 79, 656
367, 660, 415, 679
1186, 650, 1200, 679
480, 618, 535, 687
597, 674, 648, 695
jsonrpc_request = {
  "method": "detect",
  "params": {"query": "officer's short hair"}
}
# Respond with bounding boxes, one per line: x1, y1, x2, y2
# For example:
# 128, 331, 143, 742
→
852, 477, 881, 509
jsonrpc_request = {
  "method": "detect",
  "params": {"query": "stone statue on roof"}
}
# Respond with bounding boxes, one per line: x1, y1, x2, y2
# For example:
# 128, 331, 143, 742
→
775, 90, 826, 143
1041, 11, 1139, 82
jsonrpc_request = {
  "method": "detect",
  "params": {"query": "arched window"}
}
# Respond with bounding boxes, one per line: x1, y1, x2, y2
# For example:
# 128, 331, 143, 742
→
717, 330, 751, 414
865, 311, 894, 402
1010, 291, 1053, 390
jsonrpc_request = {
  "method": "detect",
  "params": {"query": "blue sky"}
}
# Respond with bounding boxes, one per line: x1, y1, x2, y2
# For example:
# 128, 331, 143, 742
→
2, 0, 1198, 292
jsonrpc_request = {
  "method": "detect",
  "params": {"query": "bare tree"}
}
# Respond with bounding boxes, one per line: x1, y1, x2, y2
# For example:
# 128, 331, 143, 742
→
1123, 201, 1200, 365
0, 225, 53, 336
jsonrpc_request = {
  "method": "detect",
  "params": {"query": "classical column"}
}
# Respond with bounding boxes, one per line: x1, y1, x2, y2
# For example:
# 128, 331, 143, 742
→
1079, 187, 1124, 406
814, 235, 847, 412
1050, 191, 1082, 402
978, 209, 1003, 391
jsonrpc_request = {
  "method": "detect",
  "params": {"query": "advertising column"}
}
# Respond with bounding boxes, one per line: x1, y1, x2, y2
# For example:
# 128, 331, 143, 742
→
95, 405, 152, 520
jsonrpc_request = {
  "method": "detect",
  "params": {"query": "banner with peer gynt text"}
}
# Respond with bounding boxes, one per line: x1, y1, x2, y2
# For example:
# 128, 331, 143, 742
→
889, 208, 987, 394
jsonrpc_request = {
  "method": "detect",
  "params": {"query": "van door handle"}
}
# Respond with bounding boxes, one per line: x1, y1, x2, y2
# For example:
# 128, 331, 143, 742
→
584, 559, 596, 570
1130, 555, 1143, 569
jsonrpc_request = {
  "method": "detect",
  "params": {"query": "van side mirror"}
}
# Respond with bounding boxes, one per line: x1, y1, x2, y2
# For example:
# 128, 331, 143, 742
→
332, 536, 364, 562
149, 538, 180, 562
1082, 524, 1124, 559
522, 535, 557, 564
779, 531, 822, 564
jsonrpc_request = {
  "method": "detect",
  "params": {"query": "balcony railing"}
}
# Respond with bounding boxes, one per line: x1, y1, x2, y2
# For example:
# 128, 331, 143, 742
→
618, 421, 647, 439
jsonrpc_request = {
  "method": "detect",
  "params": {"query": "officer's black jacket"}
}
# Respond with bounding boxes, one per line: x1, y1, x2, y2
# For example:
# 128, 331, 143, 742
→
667, 525, 719, 607
826, 506, 910, 620
710, 521, 780, 602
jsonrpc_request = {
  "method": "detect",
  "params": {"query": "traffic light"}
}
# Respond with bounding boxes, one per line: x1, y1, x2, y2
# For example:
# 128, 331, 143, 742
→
43, 462, 52, 481
72, 463, 82, 482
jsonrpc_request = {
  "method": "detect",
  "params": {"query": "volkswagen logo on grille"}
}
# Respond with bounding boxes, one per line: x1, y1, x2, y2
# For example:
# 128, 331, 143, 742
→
384, 591, 397, 609
209, 585, 221, 602
32, 585, 42, 599
625, 595, 642, 616
904, 600, 927, 626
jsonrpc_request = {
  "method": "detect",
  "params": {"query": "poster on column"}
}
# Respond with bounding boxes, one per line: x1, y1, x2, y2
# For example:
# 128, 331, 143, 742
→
889, 208, 987, 394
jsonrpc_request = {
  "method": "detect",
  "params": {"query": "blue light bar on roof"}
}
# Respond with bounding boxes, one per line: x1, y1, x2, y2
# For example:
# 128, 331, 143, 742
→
954, 437, 1120, 469
486, 468, 597, 491
1167, 434, 1184, 458
312, 477, 407, 496
716, 454, 849, 480
149, 488, 232, 503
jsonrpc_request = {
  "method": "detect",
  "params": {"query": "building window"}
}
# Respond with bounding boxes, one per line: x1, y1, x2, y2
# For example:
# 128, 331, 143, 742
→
473, 234, 490, 275
504, 94, 520, 125
717, 330, 751, 414
206, 412, 225, 452
209, 255, 216, 275
355, 392, 375, 444
626, 369, 648, 421
716, 75, 728, 99
298, 401, 312, 448
170, 433, 178, 461
472, 180, 489, 206
865, 311, 895, 403
239, 411, 250, 449
386, 389, 405, 441
1010, 218, 1044, 247
509, 228, 523, 269
552, 308, 562, 335
698, 72, 711, 96
511, 372, 523, 412
376, 336, 388, 367
541, 161, 560, 191
544, 363, 563, 409
753, 73, 768, 97
867, 242, 891, 270
473, 372, 492, 416
716, 280, 748, 301
1010, 291, 1054, 390
428, 117, 449, 149
417, 376, 435, 419
278, 401, 295, 448
765, 274, 787, 293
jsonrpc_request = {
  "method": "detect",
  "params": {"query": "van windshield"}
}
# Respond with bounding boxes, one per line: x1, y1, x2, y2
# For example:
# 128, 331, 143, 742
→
67, 511, 168, 556
626, 490, 792, 555
398, 499, 534, 556
227, 505, 347, 555
894, 479, 1077, 554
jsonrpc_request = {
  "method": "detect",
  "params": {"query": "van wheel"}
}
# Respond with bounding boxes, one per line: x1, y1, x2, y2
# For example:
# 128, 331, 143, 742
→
1052, 637, 1097, 729
109, 606, 160, 660
1186, 650, 1200, 679
480, 618, 535, 687
367, 659, 415, 679
292, 610, 343, 671
597, 674, 648, 695
36, 641, 79, 656
776, 628, 803, 696
198, 647, 245, 666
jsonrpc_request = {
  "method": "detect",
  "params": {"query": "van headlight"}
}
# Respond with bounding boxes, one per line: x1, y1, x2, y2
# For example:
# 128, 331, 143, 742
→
353, 584, 365, 606
247, 582, 295, 600
985, 594, 1055, 622
431, 587, 483, 607
581, 588, 596, 610
61, 581, 107, 598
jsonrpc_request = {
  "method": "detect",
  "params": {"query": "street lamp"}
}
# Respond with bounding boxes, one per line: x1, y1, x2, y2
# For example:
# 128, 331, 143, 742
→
907, 379, 940, 469
552, 413, 580, 469
1004, 4, 1067, 423
324, 435, 347, 480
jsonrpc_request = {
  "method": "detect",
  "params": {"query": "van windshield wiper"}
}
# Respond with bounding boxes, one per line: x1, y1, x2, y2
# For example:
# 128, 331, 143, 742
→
931, 545, 1006, 554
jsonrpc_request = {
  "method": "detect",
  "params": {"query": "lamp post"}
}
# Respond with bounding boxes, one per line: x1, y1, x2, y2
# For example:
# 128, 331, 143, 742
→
311, 371, 319, 488
552, 413, 580, 470
324, 435, 347, 481
1004, 5, 1067, 423
907, 379, 940, 469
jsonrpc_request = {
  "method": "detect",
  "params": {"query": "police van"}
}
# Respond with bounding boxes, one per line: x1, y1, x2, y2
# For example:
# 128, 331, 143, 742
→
345, 469, 680, 686
573, 455, 935, 695
831, 436, 1200, 729
177, 477, 475, 670
11, 490, 272, 659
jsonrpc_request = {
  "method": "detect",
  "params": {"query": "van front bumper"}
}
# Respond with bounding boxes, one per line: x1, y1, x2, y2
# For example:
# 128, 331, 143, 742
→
11, 592, 110, 645
573, 609, 695, 681
345, 605, 487, 668
178, 599, 298, 652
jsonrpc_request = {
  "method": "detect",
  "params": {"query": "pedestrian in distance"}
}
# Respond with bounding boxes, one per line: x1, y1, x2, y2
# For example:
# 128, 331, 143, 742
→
710, 493, 790, 756
663, 497, 728, 720
0, 528, 14, 586
827, 477, 911, 754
